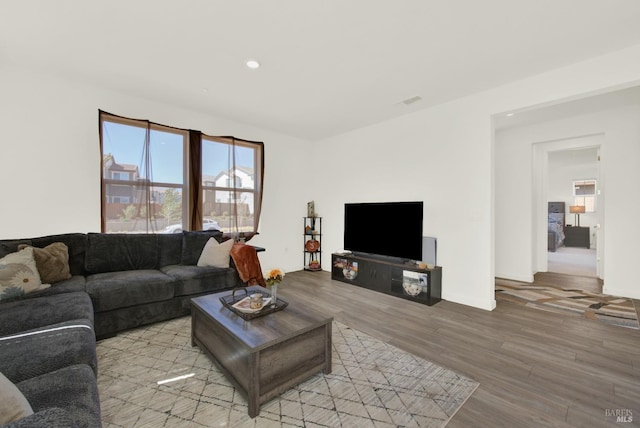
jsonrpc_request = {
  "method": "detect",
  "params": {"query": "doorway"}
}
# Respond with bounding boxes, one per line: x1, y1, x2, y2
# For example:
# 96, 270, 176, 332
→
546, 147, 599, 278
533, 135, 604, 283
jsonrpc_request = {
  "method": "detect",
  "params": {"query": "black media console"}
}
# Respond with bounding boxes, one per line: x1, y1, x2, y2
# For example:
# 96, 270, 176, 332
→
331, 253, 442, 306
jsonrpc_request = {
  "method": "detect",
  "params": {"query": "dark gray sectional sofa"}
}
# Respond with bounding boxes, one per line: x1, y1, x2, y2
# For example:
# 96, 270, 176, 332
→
0, 230, 243, 427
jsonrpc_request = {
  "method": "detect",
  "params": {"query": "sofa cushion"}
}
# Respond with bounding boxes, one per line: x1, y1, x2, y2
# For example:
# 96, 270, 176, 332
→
18, 242, 72, 284
0, 371, 33, 424
31, 234, 87, 277
0, 240, 32, 259
86, 269, 175, 312
181, 230, 224, 265
0, 275, 86, 304
16, 364, 101, 428
0, 291, 94, 337
197, 237, 234, 268
85, 233, 158, 274
33, 275, 86, 296
0, 320, 97, 383
0, 247, 49, 302
157, 233, 183, 267
161, 264, 240, 296
94, 298, 189, 339
2, 407, 79, 428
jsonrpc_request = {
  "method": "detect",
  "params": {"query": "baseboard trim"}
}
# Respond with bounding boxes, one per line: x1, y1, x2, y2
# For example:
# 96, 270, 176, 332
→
602, 285, 640, 300
494, 272, 534, 283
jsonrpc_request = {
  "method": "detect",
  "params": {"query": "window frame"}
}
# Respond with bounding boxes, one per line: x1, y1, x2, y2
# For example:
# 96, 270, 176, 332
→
573, 179, 597, 213
99, 111, 264, 234
200, 135, 263, 233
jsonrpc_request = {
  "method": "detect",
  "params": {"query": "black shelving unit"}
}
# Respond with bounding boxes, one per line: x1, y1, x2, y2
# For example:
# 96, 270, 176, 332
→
303, 217, 322, 271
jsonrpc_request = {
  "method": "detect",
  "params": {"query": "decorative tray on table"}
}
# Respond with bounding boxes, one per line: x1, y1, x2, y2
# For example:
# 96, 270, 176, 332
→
219, 287, 288, 320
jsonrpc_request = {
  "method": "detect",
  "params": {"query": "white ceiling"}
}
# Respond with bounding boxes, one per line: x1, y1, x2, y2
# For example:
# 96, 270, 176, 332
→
2, 1, 640, 140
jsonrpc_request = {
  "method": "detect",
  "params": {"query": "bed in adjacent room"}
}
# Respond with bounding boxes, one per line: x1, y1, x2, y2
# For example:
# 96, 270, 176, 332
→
548, 201, 565, 252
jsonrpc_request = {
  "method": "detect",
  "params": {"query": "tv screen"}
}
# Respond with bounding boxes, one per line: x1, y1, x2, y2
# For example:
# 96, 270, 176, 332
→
344, 201, 423, 261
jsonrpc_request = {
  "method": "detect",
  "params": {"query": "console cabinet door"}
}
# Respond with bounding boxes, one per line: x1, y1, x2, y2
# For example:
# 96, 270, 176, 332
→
358, 260, 391, 292
331, 257, 389, 291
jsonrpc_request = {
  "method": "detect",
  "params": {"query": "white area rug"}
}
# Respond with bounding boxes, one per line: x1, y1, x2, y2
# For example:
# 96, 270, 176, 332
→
98, 317, 479, 427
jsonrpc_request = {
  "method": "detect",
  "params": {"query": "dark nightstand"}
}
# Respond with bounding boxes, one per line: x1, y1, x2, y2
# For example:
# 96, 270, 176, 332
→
564, 226, 590, 248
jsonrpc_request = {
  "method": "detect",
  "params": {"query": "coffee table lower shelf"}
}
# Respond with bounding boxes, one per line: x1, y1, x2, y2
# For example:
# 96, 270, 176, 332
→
191, 288, 332, 418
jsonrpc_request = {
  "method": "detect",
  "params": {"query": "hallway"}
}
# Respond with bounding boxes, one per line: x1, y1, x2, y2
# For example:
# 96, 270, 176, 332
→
548, 246, 597, 277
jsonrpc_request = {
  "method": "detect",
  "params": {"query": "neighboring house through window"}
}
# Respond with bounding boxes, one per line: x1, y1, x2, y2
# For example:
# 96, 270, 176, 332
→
99, 111, 264, 234
201, 137, 261, 233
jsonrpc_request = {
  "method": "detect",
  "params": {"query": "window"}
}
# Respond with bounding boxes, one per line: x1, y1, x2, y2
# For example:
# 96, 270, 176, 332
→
99, 111, 264, 234
100, 113, 187, 233
573, 179, 596, 212
201, 136, 263, 233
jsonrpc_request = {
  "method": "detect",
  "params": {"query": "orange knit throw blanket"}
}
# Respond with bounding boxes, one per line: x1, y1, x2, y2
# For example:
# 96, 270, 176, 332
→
230, 242, 266, 287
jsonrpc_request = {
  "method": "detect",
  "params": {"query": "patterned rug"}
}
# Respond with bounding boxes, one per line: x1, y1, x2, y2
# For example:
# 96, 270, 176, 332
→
496, 282, 639, 329
97, 317, 479, 427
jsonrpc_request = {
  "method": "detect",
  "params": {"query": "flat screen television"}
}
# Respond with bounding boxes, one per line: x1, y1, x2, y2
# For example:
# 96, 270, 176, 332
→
344, 201, 423, 261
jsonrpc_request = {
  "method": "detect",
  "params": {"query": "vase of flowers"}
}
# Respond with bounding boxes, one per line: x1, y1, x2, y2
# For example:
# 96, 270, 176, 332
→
265, 268, 284, 306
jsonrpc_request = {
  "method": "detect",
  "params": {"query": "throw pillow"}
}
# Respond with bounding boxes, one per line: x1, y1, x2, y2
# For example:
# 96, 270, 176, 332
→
0, 371, 34, 424
181, 230, 223, 265
17, 242, 72, 284
0, 247, 50, 301
197, 237, 234, 268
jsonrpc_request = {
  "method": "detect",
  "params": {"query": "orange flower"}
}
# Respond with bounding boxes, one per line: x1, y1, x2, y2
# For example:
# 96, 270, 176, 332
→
265, 268, 284, 286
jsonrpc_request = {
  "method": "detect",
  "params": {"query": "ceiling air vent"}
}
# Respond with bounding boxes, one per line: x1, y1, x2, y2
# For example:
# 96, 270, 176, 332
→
401, 96, 422, 105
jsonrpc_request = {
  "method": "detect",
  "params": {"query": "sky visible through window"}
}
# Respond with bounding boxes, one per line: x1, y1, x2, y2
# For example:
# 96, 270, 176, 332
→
102, 121, 255, 184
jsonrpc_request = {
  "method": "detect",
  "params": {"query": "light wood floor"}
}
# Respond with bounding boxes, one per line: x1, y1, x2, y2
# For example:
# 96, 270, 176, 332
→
281, 270, 640, 427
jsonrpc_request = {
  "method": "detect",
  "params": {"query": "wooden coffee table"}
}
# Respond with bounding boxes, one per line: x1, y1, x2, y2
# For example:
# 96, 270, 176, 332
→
191, 286, 333, 418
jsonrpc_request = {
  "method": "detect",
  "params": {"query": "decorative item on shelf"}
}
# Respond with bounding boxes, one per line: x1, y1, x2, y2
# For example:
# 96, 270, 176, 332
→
305, 225, 312, 235
569, 205, 585, 226
305, 239, 320, 252
402, 281, 422, 296
308, 259, 321, 270
402, 270, 426, 296
264, 268, 284, 307
307, 201, 315, 218
341, 260, 358, 280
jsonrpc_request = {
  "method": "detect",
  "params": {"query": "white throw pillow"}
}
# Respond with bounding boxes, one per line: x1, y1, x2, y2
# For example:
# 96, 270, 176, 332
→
197, 238, 234, 268
0, 247, 49, 301
0, 371, 34, 424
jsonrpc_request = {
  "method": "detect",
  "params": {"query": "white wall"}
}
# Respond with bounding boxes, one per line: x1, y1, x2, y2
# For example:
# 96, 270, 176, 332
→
313, 103, 496, 310
0, 65, 311, 274
313, 43, 640, 310
495, 106, 640, 299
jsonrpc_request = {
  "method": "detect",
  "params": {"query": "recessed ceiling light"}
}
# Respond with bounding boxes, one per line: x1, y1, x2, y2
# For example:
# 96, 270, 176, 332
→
506, 112, 515, 117
246, 59, 260, 69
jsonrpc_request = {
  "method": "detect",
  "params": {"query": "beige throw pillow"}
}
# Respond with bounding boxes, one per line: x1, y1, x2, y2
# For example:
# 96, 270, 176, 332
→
0, 371, 34, 424
0, 247, 49, 301
17, 242, 72, 284
197, 238, 234, 268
